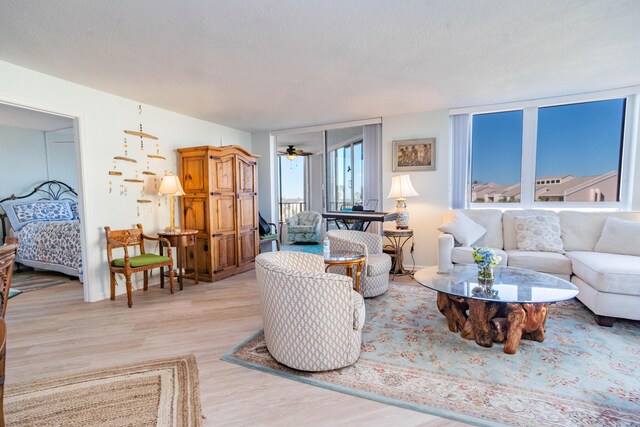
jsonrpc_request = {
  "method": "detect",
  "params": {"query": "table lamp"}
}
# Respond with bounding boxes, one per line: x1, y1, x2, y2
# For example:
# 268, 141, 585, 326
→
387, 175, 419, 229
158, 174, 186, 231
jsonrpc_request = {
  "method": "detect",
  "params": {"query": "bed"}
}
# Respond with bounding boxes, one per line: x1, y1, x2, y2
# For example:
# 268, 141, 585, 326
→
0, 181, 83, 281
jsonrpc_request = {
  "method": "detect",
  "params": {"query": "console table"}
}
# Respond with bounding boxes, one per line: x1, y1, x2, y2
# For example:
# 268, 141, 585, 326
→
158, 229, 199, 291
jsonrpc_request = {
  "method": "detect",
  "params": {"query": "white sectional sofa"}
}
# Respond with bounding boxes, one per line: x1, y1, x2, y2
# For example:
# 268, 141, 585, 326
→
438, 209, 640, 326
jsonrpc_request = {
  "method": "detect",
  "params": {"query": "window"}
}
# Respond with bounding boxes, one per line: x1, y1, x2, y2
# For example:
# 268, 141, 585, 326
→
470, 111, 523, 203
535, 99, 625, 203
326, 126, 364, 211
278, 154, 307, 222
466, 96, 630, 207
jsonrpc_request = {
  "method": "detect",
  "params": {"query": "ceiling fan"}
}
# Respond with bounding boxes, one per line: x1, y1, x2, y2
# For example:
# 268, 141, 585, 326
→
278, 145, 312, 160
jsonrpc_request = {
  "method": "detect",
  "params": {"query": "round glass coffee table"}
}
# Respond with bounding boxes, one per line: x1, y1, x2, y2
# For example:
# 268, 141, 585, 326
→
414, 265, 578, 354
323, 251, 366, 293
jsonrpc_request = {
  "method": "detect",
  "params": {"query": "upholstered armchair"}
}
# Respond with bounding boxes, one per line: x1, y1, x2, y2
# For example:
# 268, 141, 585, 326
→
255, 251, 364, 371
326, 230, 391, 298
286, 211, 322, 243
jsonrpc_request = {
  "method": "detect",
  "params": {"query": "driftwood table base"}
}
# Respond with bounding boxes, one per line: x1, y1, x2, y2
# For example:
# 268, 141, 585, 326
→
437, 292, 549, 354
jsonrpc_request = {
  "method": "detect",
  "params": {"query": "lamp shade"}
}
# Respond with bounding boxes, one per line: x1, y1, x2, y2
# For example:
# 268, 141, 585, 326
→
387, 175, 419, 199
158, 174, 186, 196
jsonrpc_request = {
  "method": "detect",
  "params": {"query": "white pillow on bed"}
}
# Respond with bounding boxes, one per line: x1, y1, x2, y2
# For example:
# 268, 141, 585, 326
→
0, 199, 74, 232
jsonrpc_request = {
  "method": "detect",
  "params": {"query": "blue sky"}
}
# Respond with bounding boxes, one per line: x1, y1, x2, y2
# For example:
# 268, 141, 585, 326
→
471, 99, 625, 185
279, 155, 305, 199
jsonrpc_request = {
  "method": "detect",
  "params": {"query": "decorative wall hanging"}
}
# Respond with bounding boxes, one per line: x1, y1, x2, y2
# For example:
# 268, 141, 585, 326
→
114, 156, 137, 163
108, 104, 169, 220
123, 105, 158, 150
392, 138, 436, 172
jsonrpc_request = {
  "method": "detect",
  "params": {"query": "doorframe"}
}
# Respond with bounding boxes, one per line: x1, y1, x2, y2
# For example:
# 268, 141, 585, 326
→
0, 95, 92, 302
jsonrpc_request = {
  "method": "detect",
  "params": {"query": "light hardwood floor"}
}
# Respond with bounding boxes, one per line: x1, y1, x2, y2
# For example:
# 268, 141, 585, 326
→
7, 271, 465, 426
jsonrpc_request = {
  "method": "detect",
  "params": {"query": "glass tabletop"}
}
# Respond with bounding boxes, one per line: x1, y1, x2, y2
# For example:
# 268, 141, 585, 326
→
323, 251, 365, 262
413, 265, 578, 303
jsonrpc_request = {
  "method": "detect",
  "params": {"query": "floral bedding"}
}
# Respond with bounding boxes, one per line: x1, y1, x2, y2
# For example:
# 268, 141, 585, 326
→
15, 220, 83, 280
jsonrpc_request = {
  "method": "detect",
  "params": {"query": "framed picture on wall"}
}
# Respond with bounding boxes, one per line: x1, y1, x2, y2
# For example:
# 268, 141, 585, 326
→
392, 138, 436, 172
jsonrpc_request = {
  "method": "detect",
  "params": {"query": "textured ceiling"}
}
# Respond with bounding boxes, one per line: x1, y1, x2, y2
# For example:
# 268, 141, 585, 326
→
0, 1, 639, 133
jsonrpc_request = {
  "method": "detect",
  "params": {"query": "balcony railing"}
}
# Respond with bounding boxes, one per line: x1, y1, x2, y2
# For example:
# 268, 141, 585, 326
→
279, 202, 306, 223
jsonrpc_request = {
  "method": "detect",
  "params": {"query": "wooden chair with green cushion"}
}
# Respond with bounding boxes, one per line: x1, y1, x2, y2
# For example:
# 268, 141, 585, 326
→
104, 224, 174, 308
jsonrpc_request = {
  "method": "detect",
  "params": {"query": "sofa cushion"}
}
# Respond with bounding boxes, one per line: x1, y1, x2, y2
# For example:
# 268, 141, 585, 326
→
367, 253, 391, 277
452, 247, 508, 266
503, 210, 558, 250
505, 250, 572, 275
437, 211, 486, 246
560, 211, 640, 251
566, 251, 640, 295
451, 209, 503, 249
514, 215, 564, 253
594, 217, 640, 257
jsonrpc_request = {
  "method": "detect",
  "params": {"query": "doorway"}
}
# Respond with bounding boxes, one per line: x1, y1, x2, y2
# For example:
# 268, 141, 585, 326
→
0, 102, 86, 296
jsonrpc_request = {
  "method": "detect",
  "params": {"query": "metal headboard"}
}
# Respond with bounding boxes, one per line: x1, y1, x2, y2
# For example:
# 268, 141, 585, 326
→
0, 180, 78, 241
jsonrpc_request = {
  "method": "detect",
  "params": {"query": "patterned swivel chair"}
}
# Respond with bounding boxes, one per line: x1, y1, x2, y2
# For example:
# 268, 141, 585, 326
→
255, 252, 365, 371
326, 230, 391, 298
286, 211, 322, 243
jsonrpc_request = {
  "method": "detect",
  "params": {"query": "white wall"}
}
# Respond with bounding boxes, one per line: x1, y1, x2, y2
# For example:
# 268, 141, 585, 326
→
45, 127, 78, 189
0, 125, 78, 202
0, 60, 251, 302
252, 131, 276, 223
0, 125, 49, 198
381, 110, 450, 268
633, 102, 640, 210
308, 153, 324, 213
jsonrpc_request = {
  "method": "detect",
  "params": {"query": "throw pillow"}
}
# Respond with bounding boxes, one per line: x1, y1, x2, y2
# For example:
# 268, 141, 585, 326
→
69, 201, 81, 220
0, 199, 74, 232
594, 217, 640, 257
437, 211, 487, 246
514, 215, 564, 253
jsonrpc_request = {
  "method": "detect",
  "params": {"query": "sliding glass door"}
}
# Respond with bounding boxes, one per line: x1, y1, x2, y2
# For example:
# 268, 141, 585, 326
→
326, 127, 364, 211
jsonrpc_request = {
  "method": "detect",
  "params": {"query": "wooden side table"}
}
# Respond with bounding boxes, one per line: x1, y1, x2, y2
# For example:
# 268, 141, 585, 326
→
383, 228, 415, 278
323, 251, 366, 293
158, 230, 199, 291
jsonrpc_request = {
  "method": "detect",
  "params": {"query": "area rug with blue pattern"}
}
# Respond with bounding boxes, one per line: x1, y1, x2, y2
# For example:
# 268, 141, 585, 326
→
222, 282, 640, 427
279, 243, 323, 254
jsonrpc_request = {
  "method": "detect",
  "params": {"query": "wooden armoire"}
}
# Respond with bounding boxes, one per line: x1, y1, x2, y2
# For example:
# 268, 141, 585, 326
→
178, 145, 260, 282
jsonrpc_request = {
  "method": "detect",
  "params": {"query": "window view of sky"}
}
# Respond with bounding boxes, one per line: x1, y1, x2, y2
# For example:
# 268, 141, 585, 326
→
536, 99, 625, 178
471, 110, 523, 186
471, 99, 625, 187
279, 155, 305, 200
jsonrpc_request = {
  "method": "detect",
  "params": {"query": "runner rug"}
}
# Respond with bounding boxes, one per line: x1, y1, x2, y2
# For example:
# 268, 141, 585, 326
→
5, 354, 203, 427
222, 282, 640, 427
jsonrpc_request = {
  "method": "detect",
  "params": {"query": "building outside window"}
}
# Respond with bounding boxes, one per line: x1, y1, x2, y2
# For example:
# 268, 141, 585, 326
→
468, 98, 627, 206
